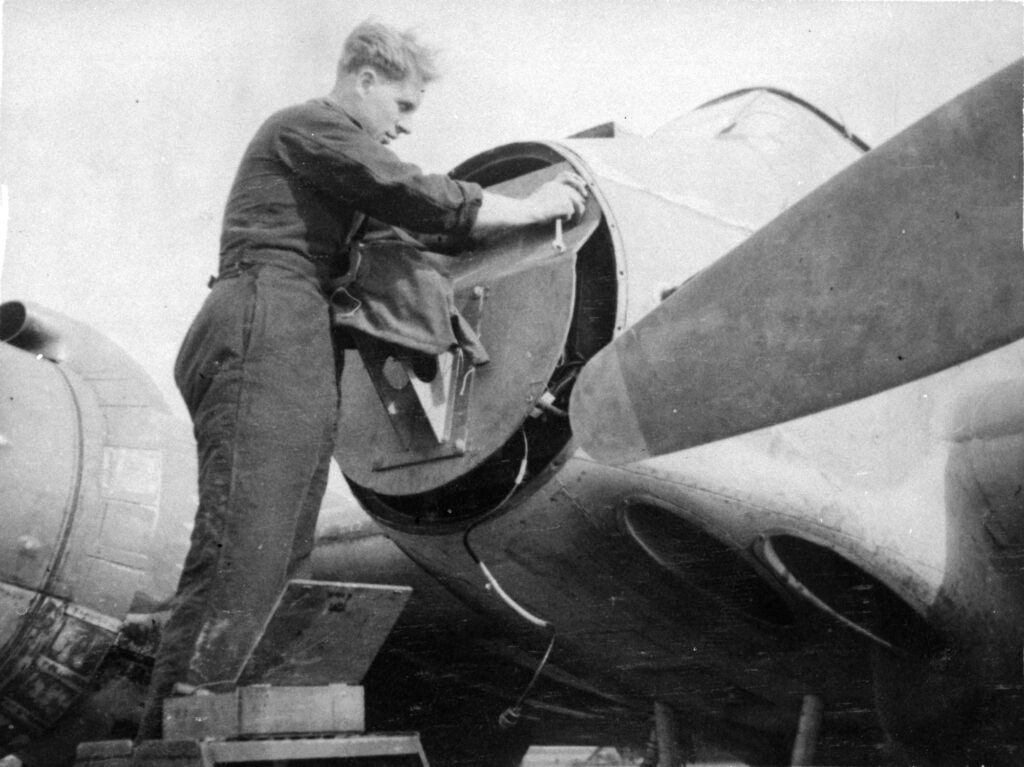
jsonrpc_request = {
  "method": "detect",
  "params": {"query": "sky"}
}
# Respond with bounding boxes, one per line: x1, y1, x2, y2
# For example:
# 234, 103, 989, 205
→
1, 0, 1021, 419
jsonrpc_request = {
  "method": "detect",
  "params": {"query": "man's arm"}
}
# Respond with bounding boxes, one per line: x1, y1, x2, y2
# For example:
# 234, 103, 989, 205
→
276, 106, 587, 237
470, 172, 589, 236
276, 110, 485, 235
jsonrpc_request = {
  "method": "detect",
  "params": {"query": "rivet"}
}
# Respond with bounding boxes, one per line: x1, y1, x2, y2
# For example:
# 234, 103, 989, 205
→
18, 536, 42, 555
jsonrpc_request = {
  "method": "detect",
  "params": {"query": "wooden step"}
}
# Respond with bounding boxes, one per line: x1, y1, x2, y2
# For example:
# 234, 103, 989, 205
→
78, 734, 429, 767
237, 580, 411, 687
163, 684, 364, 741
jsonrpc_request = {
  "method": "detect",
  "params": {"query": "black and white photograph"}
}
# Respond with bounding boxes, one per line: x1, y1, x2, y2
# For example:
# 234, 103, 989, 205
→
0, 2, 1021, 765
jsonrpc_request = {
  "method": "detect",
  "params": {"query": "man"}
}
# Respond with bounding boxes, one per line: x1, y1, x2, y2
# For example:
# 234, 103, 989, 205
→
137, 20, 586, 738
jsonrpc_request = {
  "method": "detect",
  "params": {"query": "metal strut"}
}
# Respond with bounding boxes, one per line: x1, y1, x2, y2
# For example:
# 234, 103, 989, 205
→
654, 702, 682, 767
790, 694, 824, 766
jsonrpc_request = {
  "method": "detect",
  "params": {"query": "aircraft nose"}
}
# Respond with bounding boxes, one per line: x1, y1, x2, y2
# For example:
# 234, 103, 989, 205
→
0, 301, 196, 746
0, 339, 119, 742
0, 342, 79, 601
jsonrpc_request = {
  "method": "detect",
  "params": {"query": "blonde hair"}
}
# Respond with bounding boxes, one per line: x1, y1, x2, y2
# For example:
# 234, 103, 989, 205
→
340, 20, 439, 84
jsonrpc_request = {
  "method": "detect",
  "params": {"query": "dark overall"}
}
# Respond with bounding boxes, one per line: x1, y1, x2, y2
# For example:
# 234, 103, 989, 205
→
136, 97, 481, 740
137, 252, 340, 737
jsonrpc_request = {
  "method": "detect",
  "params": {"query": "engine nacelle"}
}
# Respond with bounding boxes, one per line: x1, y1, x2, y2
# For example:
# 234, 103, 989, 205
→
0, 302, 194, 746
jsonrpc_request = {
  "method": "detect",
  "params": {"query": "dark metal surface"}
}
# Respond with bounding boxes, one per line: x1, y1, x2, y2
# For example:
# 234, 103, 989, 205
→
336, 163, 601, 496
238, 580, 410, 687
570, 60, 1024, 464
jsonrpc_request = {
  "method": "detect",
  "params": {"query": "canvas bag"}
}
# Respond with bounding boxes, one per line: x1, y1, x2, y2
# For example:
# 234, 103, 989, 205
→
327, 237, 489, 366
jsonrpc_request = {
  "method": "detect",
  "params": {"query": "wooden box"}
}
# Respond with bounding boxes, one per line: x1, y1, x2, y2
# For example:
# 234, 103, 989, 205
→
163, 683, 364, 741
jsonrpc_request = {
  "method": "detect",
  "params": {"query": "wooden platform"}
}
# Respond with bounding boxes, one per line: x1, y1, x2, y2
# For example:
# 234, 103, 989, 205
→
205, 733, 429, 765
163, 684, 364, 741
75, 733, 430, 766
76, 582, 425, 766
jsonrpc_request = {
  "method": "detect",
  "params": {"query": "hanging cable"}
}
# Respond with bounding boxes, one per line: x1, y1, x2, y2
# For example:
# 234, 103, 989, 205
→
497, 629, 556, 730
462, 429, 557, 728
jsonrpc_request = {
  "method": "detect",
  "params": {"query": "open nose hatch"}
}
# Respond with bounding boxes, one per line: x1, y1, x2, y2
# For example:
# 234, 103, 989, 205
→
336, 146, 618, 528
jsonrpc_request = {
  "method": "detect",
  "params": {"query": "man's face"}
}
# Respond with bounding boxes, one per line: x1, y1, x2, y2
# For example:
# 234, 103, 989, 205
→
356, 69, 423, 146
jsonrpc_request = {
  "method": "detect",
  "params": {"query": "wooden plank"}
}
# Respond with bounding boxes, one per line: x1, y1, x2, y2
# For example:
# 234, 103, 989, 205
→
73, 739, 133, 767
163, 684, 364, 741
162, 692, 235, 742
130, 739, 209, 767
203, 733, 429, 765
238, 580, 411, 686
239, 684, 364, 736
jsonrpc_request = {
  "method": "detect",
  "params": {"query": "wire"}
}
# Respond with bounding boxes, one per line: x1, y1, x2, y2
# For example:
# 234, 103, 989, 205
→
461, 429, 557, 728
462, 429, 530, 541
498, 628, 557, 730
534, 397, 568, 419
476, 559, 550, 629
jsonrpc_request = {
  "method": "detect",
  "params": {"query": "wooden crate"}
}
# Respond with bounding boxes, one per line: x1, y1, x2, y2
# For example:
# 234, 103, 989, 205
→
163, 684, 364, 741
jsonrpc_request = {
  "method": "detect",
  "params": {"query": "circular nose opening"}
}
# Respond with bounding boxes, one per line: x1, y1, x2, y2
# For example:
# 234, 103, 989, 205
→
762, 535, 943, 654
0, 302, 27, 343
621, 501, 794, 627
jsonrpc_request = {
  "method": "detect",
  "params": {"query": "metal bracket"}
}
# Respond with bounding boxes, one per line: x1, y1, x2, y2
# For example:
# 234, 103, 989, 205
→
357, 286, 487, 471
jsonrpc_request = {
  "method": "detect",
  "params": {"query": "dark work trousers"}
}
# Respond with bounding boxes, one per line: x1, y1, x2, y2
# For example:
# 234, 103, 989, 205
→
137, 255, 342, 739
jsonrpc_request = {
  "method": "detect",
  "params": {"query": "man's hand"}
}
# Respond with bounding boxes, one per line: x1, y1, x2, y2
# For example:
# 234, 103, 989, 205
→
529, 171, 589, 223
472, 170, 590, 236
